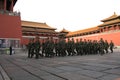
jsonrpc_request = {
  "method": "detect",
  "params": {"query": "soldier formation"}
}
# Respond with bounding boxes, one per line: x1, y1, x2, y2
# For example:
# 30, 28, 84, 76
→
27, 37, 115, 59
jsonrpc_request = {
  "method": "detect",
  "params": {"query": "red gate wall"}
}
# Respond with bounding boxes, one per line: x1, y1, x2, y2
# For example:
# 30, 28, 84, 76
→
70, 31, 120, 46
0, 14, 22, 39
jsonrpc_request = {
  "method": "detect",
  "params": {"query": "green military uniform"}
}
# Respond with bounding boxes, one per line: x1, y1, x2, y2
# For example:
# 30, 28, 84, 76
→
54, 42, 60, 56
104, 40, 109, 53
27, 39, 34, 58
75, 39, 79, 55
44, 40, 49, 57
34, 39, 41, 59
71, 38, 76, 56
44, 38, 54, 57
78, 38, 83, 55
66, 39, 72, 56
99, 38, 105, 55
109, 40, 114, 53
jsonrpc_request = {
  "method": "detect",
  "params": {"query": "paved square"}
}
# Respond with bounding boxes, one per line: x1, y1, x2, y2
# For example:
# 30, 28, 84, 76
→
0, 49, 120, 80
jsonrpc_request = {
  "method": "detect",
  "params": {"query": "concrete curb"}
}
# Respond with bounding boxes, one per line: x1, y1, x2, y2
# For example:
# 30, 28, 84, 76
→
0, 65, 10, 80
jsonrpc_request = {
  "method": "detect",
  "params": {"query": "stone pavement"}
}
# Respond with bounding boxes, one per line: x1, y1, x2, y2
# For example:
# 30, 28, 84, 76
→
0, 49, 120, 80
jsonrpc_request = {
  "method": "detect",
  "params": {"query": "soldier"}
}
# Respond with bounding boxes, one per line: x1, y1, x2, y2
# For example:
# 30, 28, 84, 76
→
54, 40, 60, 56
75, 39, 79, 55
44, 37, 54, 57
87, 40, 93, 55
66, 38, 71, 56
60, 39, 66, 57
99, 38, 105, 55
27, 38, 34, 58
94, 40, 99, 55
44, 38, 49, 57
49, 39, 55, 57
109, 40, 114, 53
34, 37, 41, 59
71, 38, 76, 56
104, 40, 109, 53
78, 38, 83, 55
83, 39, 87, 55
41, 40, 46, 57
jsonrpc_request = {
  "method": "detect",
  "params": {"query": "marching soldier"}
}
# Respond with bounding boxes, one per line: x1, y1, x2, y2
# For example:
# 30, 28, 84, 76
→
49, 39, 55, 57
104, 40, 109, 53
27, 39, 32, 58
94, 40, 99, 55
75, 39, 79, 55
41, 40, 46, 57
34, 37, 41, 59
54, 40, 60, 56
60, 39, 66, 56
27, 38, 34, 58
83, 39, 87, 55
66, 38, 71, 56
109, 40, 114, 53
99, 38, 105, 55
44, 38, 49, 57
78, 38, 83, 55
44, 37, 54, 57
71, 38, 76, 56
56, 40, 60, 56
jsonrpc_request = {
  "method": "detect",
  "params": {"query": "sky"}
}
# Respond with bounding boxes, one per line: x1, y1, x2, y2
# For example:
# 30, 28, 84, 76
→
14, 0, 120, 32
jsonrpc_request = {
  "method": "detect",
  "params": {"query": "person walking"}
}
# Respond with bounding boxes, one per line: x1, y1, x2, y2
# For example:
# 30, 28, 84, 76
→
34, 37, 41, 59
27, 39, 34, 58
109, 40, 114, 53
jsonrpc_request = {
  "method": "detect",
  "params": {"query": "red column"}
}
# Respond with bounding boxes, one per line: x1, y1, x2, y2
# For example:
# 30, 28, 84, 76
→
111, 26, 114, 30
106, 27, 108, 31
10, 0, 14, 11
116, 25, 119, 30
4, 0, 6, 11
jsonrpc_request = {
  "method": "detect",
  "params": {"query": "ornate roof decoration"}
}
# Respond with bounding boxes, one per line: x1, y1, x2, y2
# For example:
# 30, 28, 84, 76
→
99, 12, 120, 27
101, 12, 119, 22
60, 28, 69, 33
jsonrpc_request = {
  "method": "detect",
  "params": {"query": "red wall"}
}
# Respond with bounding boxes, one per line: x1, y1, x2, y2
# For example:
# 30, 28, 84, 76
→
69, 31, 120, 46
0, 14, 22, 39
21, 38, 29, 45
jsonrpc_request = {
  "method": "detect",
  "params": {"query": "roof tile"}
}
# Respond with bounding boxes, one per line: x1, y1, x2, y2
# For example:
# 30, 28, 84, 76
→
21, 20, 56, 30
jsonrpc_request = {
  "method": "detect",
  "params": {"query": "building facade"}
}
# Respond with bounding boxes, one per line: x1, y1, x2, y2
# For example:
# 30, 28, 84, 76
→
0, 0, 22, 49
66, 13, 120, 46
21, 21, 59, 45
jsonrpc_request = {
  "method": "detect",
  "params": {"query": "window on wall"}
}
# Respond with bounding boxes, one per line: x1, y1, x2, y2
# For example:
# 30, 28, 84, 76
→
9, 40, 20, 48
0, 38, 20, 48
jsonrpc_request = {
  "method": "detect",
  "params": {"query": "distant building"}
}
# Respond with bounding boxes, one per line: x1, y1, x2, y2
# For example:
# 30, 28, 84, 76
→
21, 21, 59, 45
66, 12, 120, 46
59, 28, 69, 39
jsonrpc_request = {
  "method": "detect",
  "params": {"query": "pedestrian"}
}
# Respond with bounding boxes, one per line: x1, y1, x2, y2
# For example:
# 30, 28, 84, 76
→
9, 45, 12, 55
